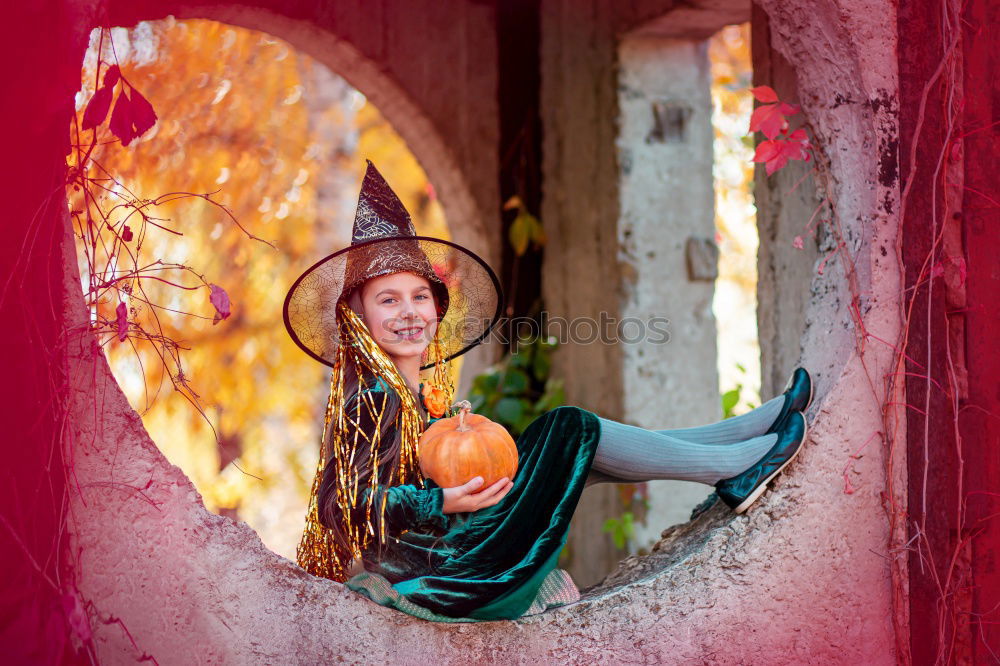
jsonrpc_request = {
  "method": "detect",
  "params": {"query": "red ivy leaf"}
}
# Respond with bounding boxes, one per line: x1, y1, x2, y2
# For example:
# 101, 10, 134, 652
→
754, 136, 811, 176
753, 139, 781, 163
766, 153, 789, 176
778, 137, 809, 162
128, 87, 158, 138
753, 139, 789, 174
749, 103, 788, 139
81, 85, 113, 130
788, 128, 811, 149
116, 301, 128, 341
792, 235, 804, 250
108, 89, 134, 146
122, 225, 133, 242
209, 284, 231, 325
777, 101, 801, 116
750, 85, 779, 103
103, 65, 121, 88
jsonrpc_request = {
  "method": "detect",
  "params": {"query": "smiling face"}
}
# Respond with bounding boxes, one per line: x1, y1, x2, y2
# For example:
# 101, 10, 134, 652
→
359, 271, 439, 364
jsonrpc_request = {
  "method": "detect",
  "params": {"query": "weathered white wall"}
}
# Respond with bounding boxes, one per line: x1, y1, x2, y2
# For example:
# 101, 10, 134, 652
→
616, 34, 722, 545
64, 0, 905, 662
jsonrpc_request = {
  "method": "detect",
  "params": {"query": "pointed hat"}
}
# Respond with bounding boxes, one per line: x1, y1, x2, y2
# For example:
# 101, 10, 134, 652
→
283, 160, 503, 369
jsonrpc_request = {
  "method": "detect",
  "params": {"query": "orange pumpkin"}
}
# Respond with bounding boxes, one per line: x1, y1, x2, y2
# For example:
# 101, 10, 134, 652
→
418, 400, 519, 489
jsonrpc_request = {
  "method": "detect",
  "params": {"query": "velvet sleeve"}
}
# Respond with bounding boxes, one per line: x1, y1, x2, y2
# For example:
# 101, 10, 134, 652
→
321, 387, 450, 536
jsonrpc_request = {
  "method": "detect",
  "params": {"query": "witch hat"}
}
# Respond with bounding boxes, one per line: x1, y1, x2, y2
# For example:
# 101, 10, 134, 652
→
283, 160, 502, 370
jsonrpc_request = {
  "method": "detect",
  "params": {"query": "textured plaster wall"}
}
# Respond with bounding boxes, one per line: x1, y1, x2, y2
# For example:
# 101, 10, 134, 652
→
616, 35, 722, 543
63, 0, 905, 662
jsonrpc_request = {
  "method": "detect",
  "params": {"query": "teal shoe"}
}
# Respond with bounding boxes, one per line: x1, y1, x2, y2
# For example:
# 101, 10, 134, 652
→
717, 411, 808, 514
765, 367, 813, 435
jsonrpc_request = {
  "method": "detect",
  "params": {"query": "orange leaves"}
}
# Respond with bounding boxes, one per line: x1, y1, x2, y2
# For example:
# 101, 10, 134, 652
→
748, 85, 812, 176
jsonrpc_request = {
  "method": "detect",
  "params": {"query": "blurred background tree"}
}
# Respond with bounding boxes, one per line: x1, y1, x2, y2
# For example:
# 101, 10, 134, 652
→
710, 23, 760, 415
71, 18, 456, 559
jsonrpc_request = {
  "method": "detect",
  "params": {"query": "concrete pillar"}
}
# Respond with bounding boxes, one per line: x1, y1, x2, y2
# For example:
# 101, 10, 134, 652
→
616, 34, 721, 549
539, 0, 630, 588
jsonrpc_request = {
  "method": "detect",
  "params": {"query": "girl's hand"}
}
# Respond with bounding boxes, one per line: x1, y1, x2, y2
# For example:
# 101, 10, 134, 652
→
441, 476, 513, 514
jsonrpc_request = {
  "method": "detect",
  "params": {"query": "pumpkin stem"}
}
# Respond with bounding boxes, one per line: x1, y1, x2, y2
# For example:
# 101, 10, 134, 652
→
452, 400, 473, 431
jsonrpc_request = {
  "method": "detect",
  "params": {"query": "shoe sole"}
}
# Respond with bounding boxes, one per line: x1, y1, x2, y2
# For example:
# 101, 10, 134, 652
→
734, 412, 809, 514
804, 372, 814, 411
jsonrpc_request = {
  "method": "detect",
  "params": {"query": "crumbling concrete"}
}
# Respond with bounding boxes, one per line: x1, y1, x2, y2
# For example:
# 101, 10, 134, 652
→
61, 0, 903, 662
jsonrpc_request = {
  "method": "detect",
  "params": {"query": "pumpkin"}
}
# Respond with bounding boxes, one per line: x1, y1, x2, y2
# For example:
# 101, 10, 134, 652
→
418, 400, 519, 489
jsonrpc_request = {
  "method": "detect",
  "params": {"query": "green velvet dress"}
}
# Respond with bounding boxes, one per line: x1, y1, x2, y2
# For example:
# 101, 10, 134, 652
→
339, 378, 603, 621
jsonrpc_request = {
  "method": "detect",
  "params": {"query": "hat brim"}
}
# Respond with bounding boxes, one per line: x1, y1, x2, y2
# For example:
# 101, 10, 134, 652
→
283, 236, 504, 370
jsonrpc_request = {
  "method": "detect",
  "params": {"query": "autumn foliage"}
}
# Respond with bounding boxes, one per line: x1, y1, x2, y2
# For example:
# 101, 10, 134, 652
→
749, 84, 812, 175
68, 19, 451, 557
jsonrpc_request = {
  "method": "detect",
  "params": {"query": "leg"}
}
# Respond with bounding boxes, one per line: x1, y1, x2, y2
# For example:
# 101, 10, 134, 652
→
591, 416, 776, 486
583, 469, 634, 488
655, 395, 785, 445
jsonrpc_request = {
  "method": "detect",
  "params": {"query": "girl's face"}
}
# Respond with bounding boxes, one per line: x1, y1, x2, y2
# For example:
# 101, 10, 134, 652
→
359, 271, 439, 362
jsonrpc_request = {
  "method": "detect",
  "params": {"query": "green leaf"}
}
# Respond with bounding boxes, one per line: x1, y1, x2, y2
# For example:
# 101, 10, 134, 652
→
621, 511, 635, 539
472, 371, 501, 396
721, 387, 741, 418
509, 348, 532, 370
495, 397, 526, 424
500, 368, 530, 395
532, 347, 551, 381
535, 377, 565, 412
602, 518, 626, 549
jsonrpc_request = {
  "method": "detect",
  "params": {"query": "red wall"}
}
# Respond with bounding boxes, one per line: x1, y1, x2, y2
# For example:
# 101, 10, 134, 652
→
0, 3, 91, 664
959, 0, 1000, 660
900, 0, 1000, 661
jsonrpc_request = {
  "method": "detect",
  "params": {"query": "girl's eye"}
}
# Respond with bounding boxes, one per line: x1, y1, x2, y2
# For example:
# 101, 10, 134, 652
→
416, 294, 429, 300
380, 298, 395, 305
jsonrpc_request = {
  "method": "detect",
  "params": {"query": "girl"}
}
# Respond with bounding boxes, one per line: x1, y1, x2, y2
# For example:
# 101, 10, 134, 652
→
283, 161, 811, 622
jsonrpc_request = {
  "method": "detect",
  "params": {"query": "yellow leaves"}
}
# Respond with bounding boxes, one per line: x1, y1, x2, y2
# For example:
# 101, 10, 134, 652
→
504, 195, 546, 256
72, 18, 453, 559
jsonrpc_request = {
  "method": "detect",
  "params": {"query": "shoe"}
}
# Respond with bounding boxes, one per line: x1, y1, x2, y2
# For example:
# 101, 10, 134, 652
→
764, 367, 813, 435
716, 411, 808, 514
